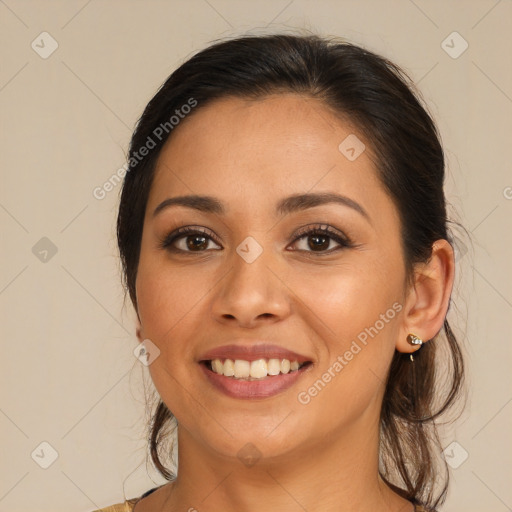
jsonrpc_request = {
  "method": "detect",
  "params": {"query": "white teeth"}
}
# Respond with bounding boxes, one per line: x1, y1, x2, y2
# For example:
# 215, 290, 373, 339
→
211, 359, 223, 374
250, 359, 268, 378
267, 358, 281, 375
209, 358, 304, 379
234, 359, 250, 378
280, 359, 291, 374
223, 358, 235, 376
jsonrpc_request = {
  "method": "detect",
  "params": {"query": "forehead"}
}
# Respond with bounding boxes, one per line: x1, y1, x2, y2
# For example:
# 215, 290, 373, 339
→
149, 94, 389, 220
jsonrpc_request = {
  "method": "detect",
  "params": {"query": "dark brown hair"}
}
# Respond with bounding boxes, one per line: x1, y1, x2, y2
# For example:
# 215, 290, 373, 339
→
117, 33, 465, 510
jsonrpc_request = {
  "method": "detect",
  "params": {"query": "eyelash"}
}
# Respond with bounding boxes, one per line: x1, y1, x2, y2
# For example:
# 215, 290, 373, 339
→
159, 224, 354, 255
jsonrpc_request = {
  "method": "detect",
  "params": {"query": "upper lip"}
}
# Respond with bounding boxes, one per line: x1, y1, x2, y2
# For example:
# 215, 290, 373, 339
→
198, 342, 312, 363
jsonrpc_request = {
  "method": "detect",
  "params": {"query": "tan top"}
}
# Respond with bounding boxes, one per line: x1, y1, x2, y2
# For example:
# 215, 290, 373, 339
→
95, 505, 431, 512
92, 490, 432, 512
93, 499, 139, 512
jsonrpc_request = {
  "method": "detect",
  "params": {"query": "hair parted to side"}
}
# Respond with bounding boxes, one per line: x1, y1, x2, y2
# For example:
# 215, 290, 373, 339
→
117, 33, 465, 510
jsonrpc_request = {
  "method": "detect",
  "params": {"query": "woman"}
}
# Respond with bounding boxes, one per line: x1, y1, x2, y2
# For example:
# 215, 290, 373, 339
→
94, 33, 465, 512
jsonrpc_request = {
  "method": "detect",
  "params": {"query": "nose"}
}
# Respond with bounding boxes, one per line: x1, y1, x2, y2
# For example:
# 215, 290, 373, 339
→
210, 244, 291, 328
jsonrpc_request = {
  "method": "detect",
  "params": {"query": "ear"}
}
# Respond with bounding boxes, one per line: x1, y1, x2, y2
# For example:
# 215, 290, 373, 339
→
396, 239, 455, 354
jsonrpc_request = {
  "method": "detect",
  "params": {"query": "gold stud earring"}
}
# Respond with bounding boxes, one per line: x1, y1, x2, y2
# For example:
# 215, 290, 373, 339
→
407, 333, 423, 361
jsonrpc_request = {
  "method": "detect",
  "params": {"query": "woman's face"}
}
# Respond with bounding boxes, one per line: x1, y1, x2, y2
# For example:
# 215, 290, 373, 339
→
135, 94, 410, 462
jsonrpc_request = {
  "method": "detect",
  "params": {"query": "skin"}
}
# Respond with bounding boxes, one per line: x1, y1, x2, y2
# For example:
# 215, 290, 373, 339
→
132, 94, 454, 512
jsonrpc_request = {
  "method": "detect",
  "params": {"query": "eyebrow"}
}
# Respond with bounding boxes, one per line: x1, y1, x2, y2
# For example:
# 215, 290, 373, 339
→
153, 192, 371, 224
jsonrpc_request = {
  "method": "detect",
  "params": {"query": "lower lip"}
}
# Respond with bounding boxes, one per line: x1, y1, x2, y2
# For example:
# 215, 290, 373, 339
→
200, 363, 310, 399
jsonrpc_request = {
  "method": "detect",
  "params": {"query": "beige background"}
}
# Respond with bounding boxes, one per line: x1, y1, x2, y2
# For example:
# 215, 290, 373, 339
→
1, 1, 511, 511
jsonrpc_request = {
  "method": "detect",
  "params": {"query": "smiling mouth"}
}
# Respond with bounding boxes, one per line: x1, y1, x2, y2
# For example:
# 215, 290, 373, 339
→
201, 358, 312, 380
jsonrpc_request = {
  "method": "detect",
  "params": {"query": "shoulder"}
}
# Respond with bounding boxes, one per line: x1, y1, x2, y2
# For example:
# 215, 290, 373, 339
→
91, 486, 161, 512
90, 498, 138, 512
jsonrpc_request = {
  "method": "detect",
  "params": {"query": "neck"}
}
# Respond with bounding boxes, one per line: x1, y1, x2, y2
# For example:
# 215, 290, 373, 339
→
161, 419, 412, 512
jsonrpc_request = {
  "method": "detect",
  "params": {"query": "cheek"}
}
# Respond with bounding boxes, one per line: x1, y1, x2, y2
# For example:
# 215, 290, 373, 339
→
136, 266, 208, 417
286, 259, 401, 340
136, 260, 207, 342
286, 260, 402, 400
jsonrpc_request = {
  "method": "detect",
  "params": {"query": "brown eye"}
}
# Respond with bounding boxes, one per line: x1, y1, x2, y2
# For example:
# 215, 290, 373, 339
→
290, 224, 353, 254
306, 233, 332, 251
161, 227, 222, 253
184, 234, 209, 251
